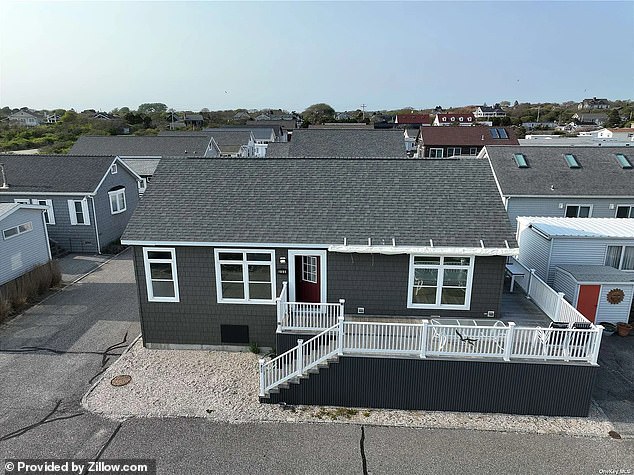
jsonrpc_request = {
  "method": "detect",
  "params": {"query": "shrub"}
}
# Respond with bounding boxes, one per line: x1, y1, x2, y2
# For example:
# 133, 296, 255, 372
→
249, 342, 260, 354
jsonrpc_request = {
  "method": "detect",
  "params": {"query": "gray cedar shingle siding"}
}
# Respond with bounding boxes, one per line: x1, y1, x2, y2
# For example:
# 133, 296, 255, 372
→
69, 136, 212, 157
287, 129, 406, 157
486, 146, 634, 197
122, 158, 517, 248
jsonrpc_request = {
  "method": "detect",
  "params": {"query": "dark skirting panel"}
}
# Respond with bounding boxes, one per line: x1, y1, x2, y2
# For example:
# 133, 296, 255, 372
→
264, 356, 598, 417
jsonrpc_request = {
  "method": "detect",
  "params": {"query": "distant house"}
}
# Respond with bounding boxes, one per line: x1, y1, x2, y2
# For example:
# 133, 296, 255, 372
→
45, 113, 62, 124
69, 135, 220, 191
473, 104, 506, 119
335, 112, 352, 120
404, 128, 419, 154
204, 127, 275, 157
93, 112, 117, 121
394, 114, 431, 127
597, 128, 634, 141
483, 146, 634, 225
578, 97, 609, 110
433, 113, 475, 126
522, 122, 557, 130
0, 155, 142, 254
184, 114, 204, 127
416, 126, 518, 158
284, 129, 406, 158
7, 110, 42, 127
233, 111, 251, 121
0, 202, 51, 286
245, 120, 295, 141
203, 130, 256, 157
572, 112, 608, 126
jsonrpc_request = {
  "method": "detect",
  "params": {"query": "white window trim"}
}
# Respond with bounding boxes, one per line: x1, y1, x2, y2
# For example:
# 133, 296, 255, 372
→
214, 248, 276, 305
67, 199, 91, 225
143, 247, 180, 302
3, 221, 33, 240
429, 148, 444, 158
13, 198, 30, 204
447, 147, 462, 156
110, 164, 118, 174
605, 245, 634, 272
108, 188, 127, 214
564, 203, 593, 218
288, 249, 327, 303
615, 205, 634, 218
29, 199, 55, 225
407, 255, 475, 310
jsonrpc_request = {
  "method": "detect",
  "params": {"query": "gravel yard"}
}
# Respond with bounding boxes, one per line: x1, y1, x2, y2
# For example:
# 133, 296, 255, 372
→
83, 339, 615, 437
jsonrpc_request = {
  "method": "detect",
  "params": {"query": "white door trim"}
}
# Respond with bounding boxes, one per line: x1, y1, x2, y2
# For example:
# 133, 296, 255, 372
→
288, 249, 327, 303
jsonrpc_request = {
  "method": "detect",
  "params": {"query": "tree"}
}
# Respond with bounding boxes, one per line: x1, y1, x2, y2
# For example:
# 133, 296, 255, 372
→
605, 109, 621, 128
138, 103, 168, 114
302, 103, 335, 124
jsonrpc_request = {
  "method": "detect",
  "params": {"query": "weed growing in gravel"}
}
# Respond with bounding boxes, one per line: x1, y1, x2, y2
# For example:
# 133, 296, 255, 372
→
363, 411, 371, 417
249, 342, 260, 354
314, 407, 359, 420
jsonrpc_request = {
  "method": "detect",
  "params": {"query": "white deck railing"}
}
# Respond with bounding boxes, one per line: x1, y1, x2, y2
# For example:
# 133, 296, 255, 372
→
509, 258, 589, 324
259, 318, 603, 396
276, 282, 345, 332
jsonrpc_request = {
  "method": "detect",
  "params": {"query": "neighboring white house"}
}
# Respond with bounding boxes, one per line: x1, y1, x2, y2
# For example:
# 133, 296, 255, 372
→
7, 110, 42, 127
433, 113, 475, 126
597, 128, 634, 141
473, 104, 506, 119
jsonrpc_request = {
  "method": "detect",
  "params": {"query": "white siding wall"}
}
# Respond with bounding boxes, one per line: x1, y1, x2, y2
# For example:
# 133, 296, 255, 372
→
596, 284, 634, 325
517, 226, 552, 281
552, 269, 578, 304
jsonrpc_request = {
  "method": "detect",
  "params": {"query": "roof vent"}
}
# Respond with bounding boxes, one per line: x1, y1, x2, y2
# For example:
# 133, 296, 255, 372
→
0, 163, 7, 189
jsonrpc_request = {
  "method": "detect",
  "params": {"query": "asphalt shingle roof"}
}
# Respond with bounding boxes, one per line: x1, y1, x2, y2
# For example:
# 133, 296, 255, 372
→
286, 129, 406, 158
123, 158, 517, 248
0, 155, 115, 193
556, 265, 634, 283
265, 143, 290, 158
69, 135, 211, 156
486, 146, 634, 196
419, 126, 519, 146
121, 158, 161, 177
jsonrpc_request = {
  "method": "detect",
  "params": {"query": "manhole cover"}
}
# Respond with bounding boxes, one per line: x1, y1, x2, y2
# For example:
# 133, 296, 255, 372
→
111, 375, 132, 387
608, 430, 622, 439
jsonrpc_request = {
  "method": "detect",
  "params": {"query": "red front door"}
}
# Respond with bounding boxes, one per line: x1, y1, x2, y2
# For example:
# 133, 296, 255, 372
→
295, 255, 320, 303
577, 285, 600, 322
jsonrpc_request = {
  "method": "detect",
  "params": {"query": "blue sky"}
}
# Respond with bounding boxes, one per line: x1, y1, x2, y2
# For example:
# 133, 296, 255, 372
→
1, 1, 632, 112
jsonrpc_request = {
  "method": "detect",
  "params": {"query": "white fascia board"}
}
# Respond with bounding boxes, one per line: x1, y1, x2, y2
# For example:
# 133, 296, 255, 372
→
328, 245, 519, 256
0, 203, 48, 221
507, 194, 634, 199
0, 191, 93, 196
121, 240, 331, 249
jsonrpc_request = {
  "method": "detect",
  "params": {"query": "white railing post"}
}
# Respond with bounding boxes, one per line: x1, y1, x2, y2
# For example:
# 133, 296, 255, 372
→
527, 269, 536, 299
339, 298, 345, 319
555, 292, 565, 321
276, 298, 282, 333
338, 316, 345, 356
296, 339, 304, 375
420, 320, 428, 359
258, 358, 266, 397
590, 325, 603, 365
503, 322, 516, 361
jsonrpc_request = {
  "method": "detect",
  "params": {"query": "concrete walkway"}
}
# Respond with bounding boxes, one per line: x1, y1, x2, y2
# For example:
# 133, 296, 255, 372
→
55, 253, 112, 283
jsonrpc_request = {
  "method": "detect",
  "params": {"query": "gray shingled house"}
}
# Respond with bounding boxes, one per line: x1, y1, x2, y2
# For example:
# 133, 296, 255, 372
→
484, 146, 634, 225
122, 156, 604, 416
0, 155, 141, 254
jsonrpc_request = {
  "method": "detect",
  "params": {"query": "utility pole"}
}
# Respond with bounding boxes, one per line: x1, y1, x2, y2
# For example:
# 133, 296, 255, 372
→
360, 104, 367, 120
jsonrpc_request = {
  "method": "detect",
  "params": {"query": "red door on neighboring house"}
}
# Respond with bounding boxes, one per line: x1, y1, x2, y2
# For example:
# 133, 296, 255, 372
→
577, 285, 601, 322
295, 255, 320, 303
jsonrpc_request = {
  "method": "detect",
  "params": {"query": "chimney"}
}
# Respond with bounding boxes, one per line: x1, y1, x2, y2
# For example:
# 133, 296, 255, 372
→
0, 163, 7, 189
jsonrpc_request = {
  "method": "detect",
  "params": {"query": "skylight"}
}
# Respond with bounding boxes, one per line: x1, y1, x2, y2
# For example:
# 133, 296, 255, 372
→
615, 153, 632, 169
564, 154, 581, 168
513, 153, 528, 168
489, 128, 508, 139
490, 128, 499, 138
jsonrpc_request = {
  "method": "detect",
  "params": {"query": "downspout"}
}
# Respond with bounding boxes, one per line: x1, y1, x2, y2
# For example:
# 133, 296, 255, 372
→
90, 196, 101, 254
41, 209, 52, 261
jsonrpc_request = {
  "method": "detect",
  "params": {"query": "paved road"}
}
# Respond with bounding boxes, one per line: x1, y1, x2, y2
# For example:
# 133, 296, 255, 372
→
0, 250, 632, 474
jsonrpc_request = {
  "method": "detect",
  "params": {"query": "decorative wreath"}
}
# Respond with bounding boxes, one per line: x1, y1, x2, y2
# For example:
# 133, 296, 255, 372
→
606, 288, 625, 305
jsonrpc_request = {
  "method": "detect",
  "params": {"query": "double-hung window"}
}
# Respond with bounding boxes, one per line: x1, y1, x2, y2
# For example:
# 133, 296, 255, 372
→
68, 199, 90, 225
447, 147, 462, 157
565, 204, 592, 218
108, 187, 126, 214
16, 199, 55, 224
615, 205, 634, 218
605, 246, 634, 271
143, 248, 179, 302
429, 148, 444, 158
214, 249, 275, 304
408, 256, 474, 309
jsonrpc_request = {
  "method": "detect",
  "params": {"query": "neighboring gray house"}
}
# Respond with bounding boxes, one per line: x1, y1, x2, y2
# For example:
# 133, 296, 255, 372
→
484, 146, 634, 225
69, 135, 220, 190
7, 110, 43, 127
0, 155, 142, 253
122, 157, 518, 351
516, 217, 634, 323
284, 129, 406, 157
0, 202, 51, 286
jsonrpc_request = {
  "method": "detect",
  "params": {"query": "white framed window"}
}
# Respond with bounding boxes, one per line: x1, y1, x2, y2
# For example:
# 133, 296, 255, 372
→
214, 249, 275, 304
3, 221, 32, 240
108, 187, 126, 214
302, 256, 318, 283
110, 163, 118, 174
447, 147, 462, 157
67, 199, 91, 225
32, 199, 55, 224
605, 246, 634, 271
13, 198, 30, 204
143, 247, 179, 302
469, 147, 478, 155
138, 178, 148, 193
565, 204, 592, 218
407, 255, 475, 309
429, 148, 444, 158
615, 205, 634, 218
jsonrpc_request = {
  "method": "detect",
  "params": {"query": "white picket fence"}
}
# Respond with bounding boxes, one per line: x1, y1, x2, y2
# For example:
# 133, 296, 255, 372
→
509, 258, 589, 324
259, 318, 603, 396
